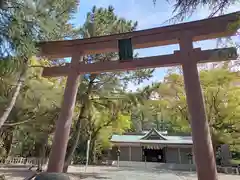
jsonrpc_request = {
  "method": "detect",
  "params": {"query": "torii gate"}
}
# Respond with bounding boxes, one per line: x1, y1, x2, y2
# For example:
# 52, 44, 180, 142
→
38, 12, 239, 180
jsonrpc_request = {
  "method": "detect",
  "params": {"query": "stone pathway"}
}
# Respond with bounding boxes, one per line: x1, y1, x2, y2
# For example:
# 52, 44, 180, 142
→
67, 166, 240, 180
0, 165, 239, 180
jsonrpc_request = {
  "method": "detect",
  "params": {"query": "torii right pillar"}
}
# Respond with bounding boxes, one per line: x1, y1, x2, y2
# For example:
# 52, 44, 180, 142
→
179, 33, 218, 180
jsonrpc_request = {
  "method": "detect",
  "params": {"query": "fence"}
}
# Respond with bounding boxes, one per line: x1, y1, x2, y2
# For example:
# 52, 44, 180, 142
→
217, 165, 240, 175
0, 157, 48, 168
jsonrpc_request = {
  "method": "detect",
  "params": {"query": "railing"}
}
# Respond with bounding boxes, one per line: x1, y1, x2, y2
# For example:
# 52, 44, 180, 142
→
217, 165, 240, 175
0, 157, 48, 167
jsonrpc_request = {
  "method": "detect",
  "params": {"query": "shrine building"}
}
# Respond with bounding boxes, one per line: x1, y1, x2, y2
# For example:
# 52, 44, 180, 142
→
110, 128, 194, 164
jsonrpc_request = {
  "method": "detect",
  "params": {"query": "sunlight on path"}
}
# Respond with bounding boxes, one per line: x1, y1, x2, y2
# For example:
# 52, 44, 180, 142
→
0, 165, 239, 180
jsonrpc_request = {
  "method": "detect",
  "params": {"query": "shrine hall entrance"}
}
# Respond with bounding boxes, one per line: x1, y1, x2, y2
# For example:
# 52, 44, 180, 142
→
143, 147, 165, 163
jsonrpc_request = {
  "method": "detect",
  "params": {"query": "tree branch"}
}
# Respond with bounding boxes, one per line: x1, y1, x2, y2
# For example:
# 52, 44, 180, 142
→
3, 119, 35, 126
176, 105, 189, 123
91, 112, 118, 139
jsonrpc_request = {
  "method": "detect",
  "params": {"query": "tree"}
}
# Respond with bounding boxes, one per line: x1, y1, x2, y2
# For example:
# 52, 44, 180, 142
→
63, 6, 154, 172
153, 0, 239, 21
0, 0, 79, 128
146, 67, 240, 153
0, 57, 64, 158
130, 82, 191, 133
0, 0, 78, 57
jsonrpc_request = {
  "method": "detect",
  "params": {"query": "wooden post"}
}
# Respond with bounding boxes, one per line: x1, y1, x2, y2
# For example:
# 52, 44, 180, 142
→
47, 55, 81, 172
117, 147, 120, 168
129, 146, 131, 161
117, 156, 120, 167
179, 34, 218, 180
144, 155, 147, 168
178, 148, 181, 164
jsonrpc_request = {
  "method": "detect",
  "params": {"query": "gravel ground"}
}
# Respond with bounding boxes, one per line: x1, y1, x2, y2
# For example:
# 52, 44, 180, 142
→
0, 165, 239, 180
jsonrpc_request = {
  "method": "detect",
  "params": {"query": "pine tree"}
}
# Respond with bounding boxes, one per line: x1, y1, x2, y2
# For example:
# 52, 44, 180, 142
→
63, 6, 154, 172
0, 0, 79, 128
153, 0, 239, 21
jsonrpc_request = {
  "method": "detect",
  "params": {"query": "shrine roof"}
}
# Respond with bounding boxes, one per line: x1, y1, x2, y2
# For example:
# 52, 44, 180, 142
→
110, 128, 192, 145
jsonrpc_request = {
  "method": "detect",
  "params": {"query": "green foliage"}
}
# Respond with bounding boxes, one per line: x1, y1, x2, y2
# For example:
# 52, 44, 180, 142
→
153, 0, 239, 22
78, 5, 153, 85
0, 0, 79, 58
0, 57, 63, 157
80, 5, 137, 38
0, 0, 79, 129
134, 67, 240, 150
63, 6, 154, 166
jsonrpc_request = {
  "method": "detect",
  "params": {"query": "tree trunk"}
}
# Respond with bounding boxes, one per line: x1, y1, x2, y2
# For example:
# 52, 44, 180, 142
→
62, 76, 96, 172
2, 127, 14, 156
211, 134, 219, 161
140, 111, 144, 131
1, 127, 15, 157
0, 74, 24, 129
89, 138, 96, 164
37, 135, 49, 171
63, 101, 118, 171
62, 119, 81, 173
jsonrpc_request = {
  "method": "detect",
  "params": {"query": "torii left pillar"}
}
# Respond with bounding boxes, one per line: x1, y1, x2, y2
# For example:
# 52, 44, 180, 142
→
47, 54, 82, 172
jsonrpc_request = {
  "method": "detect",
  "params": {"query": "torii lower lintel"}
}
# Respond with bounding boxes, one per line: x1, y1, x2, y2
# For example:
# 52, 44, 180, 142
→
42, 47, 237, 77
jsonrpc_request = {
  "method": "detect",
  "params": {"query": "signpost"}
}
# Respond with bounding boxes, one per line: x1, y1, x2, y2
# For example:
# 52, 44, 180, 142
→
116, 149, 120, 168
143, 150, 147, 168
187, 153, 193, 172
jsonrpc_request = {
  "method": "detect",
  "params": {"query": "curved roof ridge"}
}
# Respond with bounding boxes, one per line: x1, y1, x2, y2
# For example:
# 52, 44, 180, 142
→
141, 128, 167, 140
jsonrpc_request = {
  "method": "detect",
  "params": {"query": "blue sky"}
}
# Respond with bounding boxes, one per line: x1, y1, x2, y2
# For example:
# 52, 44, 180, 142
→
71, 0, 239, 91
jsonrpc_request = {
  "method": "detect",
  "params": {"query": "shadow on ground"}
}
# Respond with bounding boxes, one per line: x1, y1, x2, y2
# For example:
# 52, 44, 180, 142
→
101, 166, 169, 174
68, 172, 111, 179
0, 168, 36, 179
98, 165, 195, 174
0, 167, 111, 180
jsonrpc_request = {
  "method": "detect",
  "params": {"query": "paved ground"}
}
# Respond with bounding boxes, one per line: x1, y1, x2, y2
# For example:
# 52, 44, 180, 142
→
0, 165, 239, 180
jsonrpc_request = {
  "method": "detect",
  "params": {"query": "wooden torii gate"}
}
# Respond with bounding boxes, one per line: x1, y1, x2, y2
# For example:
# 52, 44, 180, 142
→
38, 12, 239, 180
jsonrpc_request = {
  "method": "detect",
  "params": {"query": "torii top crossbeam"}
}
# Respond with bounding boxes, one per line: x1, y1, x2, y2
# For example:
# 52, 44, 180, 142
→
38, 12, 239, 59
